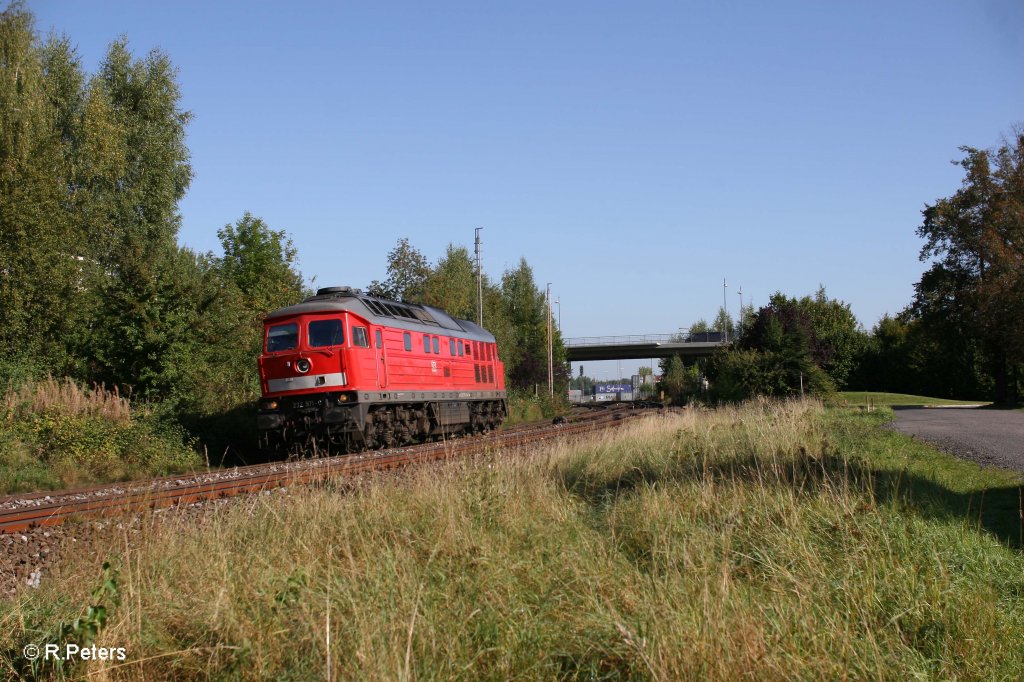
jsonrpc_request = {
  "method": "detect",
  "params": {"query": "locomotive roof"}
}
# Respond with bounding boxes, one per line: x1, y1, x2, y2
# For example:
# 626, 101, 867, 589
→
264, 287, 497, 343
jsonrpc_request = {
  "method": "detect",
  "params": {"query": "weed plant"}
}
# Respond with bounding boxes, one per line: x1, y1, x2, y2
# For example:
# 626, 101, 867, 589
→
2, 400, 1022, 680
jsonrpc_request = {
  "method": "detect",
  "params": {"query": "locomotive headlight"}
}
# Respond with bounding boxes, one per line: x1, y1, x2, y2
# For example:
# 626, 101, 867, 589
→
260, 400, 279, 410
295, 358, 312, 374
337, 394, 349, 403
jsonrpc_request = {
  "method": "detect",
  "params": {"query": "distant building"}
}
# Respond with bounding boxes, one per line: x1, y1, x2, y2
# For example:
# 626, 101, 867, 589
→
631, 373, 655, 399
595, 384, 631, 394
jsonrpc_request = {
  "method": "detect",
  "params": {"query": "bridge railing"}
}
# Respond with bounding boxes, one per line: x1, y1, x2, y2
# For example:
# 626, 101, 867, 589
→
565, 332, 728, 347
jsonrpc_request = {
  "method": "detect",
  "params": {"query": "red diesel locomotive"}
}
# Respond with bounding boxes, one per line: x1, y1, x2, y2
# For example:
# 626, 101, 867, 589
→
257, 286, 507, 453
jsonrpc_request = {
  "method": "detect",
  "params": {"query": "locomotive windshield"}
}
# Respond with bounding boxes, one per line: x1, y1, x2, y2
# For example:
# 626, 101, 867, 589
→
309, 319, 344, 347
266, 323, 299, 352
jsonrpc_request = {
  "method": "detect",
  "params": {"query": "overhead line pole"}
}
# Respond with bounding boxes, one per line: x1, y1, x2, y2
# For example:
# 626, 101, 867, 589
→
723, 277, 729, 344
546, 283, 554, 398
475, 227, 483, 326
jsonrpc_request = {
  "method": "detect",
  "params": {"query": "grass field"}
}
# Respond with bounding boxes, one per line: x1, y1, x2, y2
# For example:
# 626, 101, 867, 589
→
3, 400, 1023, 680
834, 391, 990, 408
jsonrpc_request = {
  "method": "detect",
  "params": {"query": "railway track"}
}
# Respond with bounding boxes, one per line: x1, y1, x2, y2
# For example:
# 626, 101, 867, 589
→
0, 403, 656, 535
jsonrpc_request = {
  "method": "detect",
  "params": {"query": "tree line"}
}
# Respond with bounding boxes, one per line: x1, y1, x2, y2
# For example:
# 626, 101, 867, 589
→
0, 4, 303, 427
4, 0, 1018, 437
660, 131, 1023, 405
0, 4, 568, 450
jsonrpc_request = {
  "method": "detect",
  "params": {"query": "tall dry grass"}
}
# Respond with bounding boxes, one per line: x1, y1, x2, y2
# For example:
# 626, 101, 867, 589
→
1, 377, 131, 422
3, 400, 1023, 680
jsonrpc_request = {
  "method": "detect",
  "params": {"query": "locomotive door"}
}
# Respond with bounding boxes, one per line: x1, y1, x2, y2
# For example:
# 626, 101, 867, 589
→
375, 328, 388, 388
349, 323, 377, 389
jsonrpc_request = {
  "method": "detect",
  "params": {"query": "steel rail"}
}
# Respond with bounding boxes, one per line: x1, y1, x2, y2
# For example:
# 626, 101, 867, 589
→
0, 407, 648, 534
0, 415, 563, 507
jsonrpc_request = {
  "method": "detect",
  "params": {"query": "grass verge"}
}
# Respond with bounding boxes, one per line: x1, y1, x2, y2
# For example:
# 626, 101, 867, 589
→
2, 400, 1022, 680
833, 391, 990, 408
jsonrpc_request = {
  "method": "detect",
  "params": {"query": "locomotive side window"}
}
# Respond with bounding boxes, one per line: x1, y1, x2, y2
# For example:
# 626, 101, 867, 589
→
432, 337, 439, 354
375, 329, 383, 349
403, 332, 412, 351
423, 334, 431, 353
267, 323, 299, 352
449, 339, 456, 355
308, 319, 344, 348
352, 326, 369, 348
458, 342, 464, 357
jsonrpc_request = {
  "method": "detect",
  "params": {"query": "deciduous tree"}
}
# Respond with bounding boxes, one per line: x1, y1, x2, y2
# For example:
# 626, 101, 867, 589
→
914, 135, 1023, 403
367, 237, 430, 302
422, 244, 476, 319
217, 212, 305, 316
86, 38, 194, 396
794, 287, 866, 389
0, 4, 85, 370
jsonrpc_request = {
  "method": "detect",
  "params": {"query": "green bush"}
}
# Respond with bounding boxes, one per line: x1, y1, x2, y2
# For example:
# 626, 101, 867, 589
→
0, 378, 203, 493
505, 389, 566, 425
709, 348, 834, 402
0, 354, 50, 395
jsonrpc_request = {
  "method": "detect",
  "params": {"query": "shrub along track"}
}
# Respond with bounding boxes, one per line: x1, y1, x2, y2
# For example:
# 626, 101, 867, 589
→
2, 403, 655, 593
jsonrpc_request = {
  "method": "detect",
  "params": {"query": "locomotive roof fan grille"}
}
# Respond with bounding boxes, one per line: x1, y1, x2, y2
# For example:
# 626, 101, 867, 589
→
316, 286, 360, 297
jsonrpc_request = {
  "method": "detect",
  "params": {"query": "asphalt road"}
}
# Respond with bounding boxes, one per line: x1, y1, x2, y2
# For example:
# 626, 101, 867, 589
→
890, 407, 1024, 473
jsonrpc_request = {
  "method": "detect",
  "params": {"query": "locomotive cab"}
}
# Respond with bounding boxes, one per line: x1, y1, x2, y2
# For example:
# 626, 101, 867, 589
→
259, 314, 358, 395
257, 312, 370, 447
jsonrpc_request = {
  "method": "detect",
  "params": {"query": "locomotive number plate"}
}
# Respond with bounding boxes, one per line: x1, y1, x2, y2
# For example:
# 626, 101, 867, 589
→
292, 399, 323, 411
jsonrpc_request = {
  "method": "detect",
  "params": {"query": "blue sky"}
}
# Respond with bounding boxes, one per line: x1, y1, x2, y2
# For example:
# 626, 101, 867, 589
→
30, 0, 1024, 379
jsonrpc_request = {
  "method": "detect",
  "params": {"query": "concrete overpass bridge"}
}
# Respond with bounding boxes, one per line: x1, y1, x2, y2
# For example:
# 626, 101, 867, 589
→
564, 333, 729, 362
